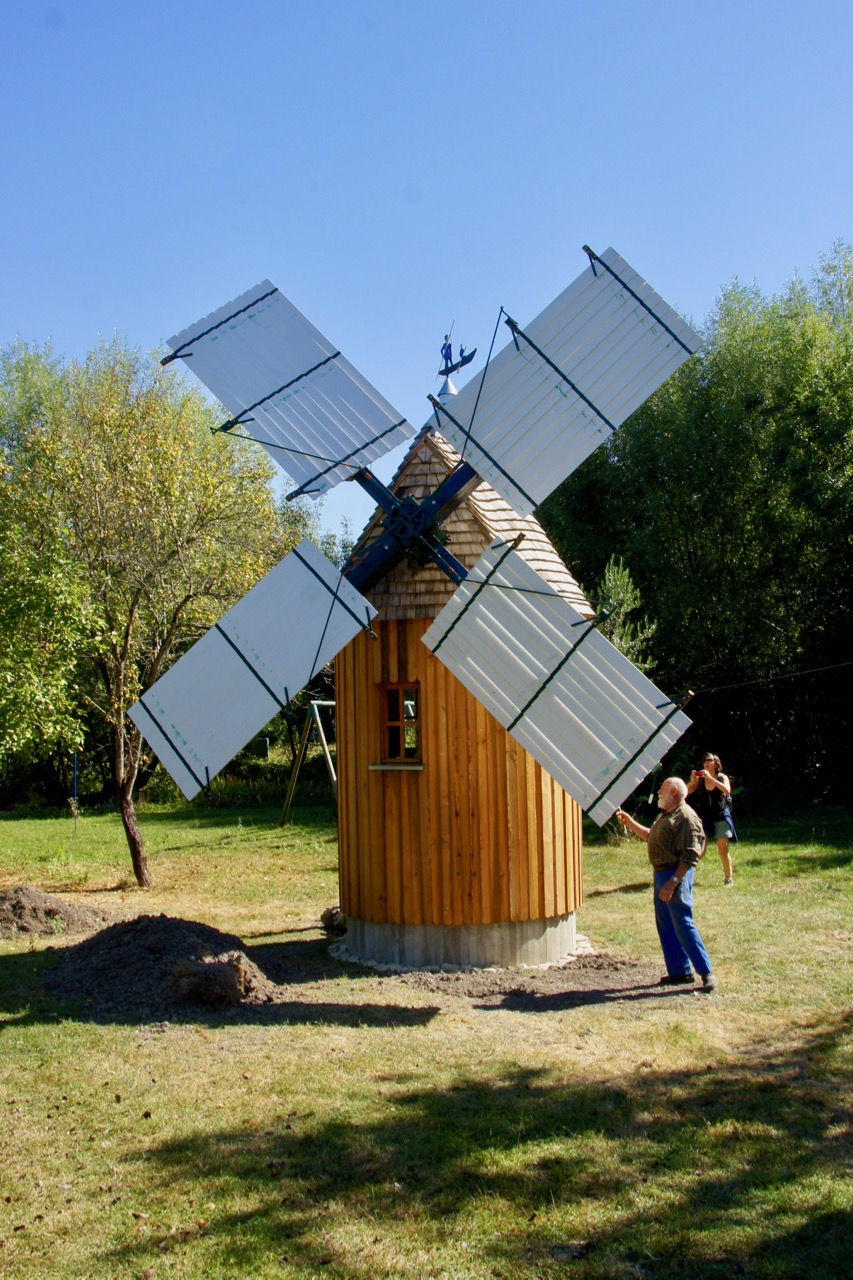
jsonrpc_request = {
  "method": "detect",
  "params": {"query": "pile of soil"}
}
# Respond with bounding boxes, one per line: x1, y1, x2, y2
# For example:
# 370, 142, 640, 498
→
0, 885, 110, 938
44, 913, 283, 1018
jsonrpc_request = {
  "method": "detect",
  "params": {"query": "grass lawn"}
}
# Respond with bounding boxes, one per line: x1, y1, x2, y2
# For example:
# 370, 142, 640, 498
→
0, 800, 850, 1279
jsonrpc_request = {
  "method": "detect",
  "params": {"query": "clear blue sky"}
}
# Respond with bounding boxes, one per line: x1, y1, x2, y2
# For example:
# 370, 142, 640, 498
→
3, 0, 851, 536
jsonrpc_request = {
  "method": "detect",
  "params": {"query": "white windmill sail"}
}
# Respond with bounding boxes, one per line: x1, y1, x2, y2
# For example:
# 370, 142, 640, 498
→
422, 540, 691, 824
163, 281, 416, 497
129, 539, 376, 801
431, 248, 701, 517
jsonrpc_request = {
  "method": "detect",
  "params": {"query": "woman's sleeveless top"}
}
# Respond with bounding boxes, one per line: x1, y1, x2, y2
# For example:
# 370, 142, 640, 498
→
688, 778, 738, 842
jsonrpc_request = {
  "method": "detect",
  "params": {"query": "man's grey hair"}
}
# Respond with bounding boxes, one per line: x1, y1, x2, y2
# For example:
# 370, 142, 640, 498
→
667, 776, 688, 800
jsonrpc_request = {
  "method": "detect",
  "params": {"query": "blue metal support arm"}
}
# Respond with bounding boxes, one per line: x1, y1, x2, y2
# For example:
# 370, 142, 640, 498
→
349, 466, 404, 516
342, 460, 480, 594
415, 458, 482, 522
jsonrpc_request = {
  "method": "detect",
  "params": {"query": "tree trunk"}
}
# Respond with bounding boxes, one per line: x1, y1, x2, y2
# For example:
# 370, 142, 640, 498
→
119, 783, 153, 888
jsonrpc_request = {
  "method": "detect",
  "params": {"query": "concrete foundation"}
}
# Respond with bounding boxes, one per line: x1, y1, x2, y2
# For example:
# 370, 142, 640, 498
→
343, 913, 577, 970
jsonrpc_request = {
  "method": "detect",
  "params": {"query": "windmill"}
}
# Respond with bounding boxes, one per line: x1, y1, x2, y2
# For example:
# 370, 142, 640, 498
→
130, 247, 701, 967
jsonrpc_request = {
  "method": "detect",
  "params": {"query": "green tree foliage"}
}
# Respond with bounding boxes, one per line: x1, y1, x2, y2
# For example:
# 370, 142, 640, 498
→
0, 339, 303, 884
0, 347, 90, 764
539, 243, 853, 797
588, 555, 657, 674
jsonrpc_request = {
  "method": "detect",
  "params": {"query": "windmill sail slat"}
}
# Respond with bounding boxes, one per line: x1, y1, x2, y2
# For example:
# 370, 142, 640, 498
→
422, 541, 691, 824
128, 539, 377, 800
435, 248, 700, 516
165, 282, 415, 495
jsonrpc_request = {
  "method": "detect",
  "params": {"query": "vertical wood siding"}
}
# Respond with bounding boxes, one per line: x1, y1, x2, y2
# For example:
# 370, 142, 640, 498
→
337, 619, 583, 926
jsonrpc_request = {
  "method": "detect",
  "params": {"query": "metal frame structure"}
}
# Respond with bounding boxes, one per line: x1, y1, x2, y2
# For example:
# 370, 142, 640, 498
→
278, 700, 337, 826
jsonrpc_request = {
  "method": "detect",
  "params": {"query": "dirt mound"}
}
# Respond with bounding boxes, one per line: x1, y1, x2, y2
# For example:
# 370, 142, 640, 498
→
45, 913, 282, 1018
0, 885, 110, 938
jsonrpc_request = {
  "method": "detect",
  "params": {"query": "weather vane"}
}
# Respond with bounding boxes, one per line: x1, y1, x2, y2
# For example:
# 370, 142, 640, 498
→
439, 323, 477, 378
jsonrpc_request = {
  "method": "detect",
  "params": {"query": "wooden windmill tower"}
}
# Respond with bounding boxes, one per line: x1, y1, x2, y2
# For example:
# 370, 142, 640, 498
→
337, 425, 591, 966
130, 247, 702, 967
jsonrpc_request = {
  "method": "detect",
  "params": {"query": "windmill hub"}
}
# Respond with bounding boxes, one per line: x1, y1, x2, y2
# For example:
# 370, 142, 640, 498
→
381, 494, 436, 548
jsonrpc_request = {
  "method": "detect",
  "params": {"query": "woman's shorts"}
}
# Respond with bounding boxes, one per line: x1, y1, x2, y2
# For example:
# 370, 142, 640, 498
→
713, 819, 733, 840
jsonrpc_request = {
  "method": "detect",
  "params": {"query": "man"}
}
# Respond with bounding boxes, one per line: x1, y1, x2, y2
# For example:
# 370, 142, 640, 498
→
616, 777, 717, 991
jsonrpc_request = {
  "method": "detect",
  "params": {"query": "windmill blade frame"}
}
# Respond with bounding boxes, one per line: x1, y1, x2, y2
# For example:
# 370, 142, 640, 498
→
128, 539, 376, 800
163, 281, 416, 498
430, 247, 701, 517
422, 539, 691, 824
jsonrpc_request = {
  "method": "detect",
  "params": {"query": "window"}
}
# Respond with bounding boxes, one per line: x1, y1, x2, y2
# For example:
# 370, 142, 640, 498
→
382, 684, 420, 762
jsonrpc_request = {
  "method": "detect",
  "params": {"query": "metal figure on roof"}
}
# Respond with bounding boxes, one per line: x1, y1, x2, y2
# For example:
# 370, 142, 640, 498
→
439, 335, 477, 377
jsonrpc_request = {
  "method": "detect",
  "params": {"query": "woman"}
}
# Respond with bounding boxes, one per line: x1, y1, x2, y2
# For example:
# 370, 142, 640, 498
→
687, 753, 737, 885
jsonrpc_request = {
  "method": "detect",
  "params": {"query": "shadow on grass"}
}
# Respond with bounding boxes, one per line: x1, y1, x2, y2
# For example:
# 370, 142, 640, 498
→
586, 881, 650, 897
104, 1012, 853, 1280
784, 848, 853, 873
0, 948, 59, 1022
474, 980, 707, 1013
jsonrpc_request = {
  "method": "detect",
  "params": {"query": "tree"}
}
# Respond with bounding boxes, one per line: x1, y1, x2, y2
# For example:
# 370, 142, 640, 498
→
587, 555, 656, 673
0, 339, 294, 885
539, 244, 853, 797
0, 346, 90, 765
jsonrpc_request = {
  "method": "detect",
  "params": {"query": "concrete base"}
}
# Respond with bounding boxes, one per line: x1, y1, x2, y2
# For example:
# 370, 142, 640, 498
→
343, 913, 577, 970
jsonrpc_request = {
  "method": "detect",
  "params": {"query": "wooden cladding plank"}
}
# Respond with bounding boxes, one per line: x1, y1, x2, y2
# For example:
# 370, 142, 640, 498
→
383, 771, 402, 923
436, 651, 453, 926
383, 621, 399, 684
425, 642, 442, 926
572, 793, 584, 910
461, 686, 481, 926
350, 631, 365, 922
331, 622, 385, 924
474, 696, 491, 925
411, 620, 431, 925
493, 721, 510, 922
541, 775, 556, 918
450, 670, 466, 931
371, 620, 384, 684
371, 627, 392, 922
505, 735, 521, 921
338, 628, 363, 937
554, 782, 567, 913
356, 631, 376, 920
519, 746, 535, 920
336, 643, 353, 914
397, 621, 409, 681
527, 755, 543, 920
400, 767, 419, 923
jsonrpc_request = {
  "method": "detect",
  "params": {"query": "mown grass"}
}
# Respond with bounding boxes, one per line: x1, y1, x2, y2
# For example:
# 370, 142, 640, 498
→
0, 800, 851, 1279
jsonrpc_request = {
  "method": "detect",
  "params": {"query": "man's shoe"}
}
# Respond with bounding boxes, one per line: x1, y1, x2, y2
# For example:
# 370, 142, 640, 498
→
701, 972, 718, 991
659, 974, 694, 985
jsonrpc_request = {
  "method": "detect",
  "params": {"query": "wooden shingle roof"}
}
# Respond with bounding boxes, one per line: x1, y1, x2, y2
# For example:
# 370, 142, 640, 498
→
349, 428, 593, 622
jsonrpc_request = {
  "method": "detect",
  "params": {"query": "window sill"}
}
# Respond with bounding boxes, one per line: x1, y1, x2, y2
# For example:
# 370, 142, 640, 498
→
369, 763, 425, 772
